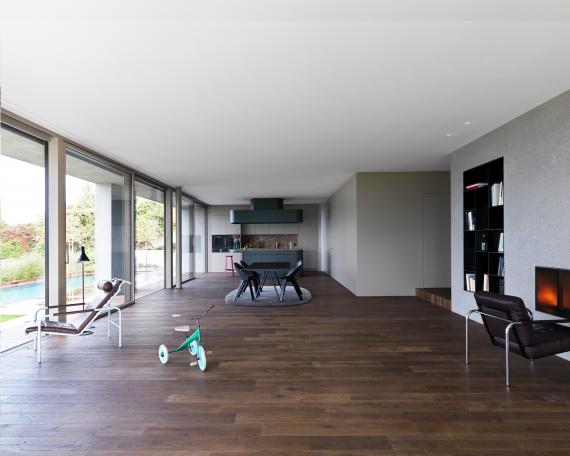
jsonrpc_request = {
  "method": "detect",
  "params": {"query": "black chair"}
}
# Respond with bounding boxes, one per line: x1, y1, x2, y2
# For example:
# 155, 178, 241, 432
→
233, 263, 260, 302
466, 291, 570, 386
279, 260, 303, 302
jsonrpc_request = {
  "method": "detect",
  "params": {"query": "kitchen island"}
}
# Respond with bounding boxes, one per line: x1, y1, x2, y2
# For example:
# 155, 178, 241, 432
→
232, 249, 303, 272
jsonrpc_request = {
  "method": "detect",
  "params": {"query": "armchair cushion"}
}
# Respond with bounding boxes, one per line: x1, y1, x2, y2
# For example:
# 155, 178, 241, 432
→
25, 321, 78, 335
474, 291, 535, 348
524, 323, 570, 359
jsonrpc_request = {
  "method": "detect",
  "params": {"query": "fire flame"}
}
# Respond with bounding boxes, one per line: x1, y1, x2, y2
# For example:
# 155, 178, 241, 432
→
537, 283, 558, 307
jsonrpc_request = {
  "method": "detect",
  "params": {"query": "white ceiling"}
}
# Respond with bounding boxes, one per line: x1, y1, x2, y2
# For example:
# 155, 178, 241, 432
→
2, 1, 570, 204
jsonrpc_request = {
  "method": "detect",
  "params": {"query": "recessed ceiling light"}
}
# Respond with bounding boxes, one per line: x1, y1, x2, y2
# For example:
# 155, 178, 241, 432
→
464, 121, 472, 126
446, 133, 453, 137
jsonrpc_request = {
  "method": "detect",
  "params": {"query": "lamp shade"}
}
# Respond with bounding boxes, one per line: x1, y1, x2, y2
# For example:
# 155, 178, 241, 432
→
77, 246, 90, 263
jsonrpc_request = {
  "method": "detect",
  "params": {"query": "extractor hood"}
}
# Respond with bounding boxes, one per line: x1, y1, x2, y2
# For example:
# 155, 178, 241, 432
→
230, 198, 303, 224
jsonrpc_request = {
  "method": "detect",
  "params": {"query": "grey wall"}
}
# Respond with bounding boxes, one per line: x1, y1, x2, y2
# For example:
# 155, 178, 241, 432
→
423, 193, 451, 288
324, 172, 450, 296
451, 91, 570, 333
356, 172, 450, 296
325, 175, 358, 294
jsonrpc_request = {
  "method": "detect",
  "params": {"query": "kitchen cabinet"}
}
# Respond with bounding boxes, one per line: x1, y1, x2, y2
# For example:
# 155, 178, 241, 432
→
242, 224, 255, 235
254, 224, 270, 234
283, 223, 298, 234
228, 221, 241, 235
211, 251, 242, 272
269, 224, 284, 234
210, 215, 226, 235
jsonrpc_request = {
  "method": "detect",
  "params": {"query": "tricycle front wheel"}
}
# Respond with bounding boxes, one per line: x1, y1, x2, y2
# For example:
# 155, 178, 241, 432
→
158, 344, 169, 364
197, 344, 207, 371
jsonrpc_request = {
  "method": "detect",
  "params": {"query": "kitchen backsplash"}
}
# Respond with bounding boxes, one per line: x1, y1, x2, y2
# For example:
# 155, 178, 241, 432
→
241, 234, 298, 249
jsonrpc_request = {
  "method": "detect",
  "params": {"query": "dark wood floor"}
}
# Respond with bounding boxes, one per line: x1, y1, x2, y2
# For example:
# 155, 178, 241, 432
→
2, 273, 570, 455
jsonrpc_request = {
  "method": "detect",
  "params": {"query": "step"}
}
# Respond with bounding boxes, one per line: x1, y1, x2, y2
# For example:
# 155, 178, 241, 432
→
415, 288, 451, 311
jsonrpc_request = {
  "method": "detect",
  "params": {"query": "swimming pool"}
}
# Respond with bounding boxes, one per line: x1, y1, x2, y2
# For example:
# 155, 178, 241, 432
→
0, 275, 96, 306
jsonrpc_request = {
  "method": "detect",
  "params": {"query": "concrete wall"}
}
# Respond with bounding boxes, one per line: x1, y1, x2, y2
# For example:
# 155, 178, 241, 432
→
207, 204, 322, 272
450, 91, 570, 329
356, 172, 450, 296
324, 175, 358, 294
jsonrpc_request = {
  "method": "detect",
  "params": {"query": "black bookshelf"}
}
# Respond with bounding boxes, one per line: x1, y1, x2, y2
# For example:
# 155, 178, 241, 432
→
463, 157, 504, 294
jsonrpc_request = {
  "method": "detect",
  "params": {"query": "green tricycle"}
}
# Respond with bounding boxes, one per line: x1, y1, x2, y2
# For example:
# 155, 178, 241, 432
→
158, 304, 214, 371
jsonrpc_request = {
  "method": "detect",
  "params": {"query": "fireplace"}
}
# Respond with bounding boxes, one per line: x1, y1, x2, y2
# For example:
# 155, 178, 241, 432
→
536, 267, 570, 317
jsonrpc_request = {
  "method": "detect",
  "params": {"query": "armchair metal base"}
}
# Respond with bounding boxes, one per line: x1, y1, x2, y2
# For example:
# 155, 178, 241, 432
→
466, 309, 530, 387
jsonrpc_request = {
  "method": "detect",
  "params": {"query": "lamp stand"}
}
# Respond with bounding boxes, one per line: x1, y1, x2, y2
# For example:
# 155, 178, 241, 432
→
81, 262, 85, 309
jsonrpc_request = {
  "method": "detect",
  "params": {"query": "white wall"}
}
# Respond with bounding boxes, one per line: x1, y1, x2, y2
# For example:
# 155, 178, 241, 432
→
451, 91, 570, 327
356, 172, 450, 296
324, 175, 358, 294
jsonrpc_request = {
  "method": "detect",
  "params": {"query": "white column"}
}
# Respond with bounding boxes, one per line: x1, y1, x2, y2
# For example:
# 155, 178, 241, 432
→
175, 187, 182, 288
48, 137, 67, 321
95, 184, 112, 283
165, 188, 173, 289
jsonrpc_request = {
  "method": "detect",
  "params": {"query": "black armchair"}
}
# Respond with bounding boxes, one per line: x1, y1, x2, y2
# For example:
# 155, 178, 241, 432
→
466, 291, 570, 386
279, 260, 303, 302
234, 263, 260, 302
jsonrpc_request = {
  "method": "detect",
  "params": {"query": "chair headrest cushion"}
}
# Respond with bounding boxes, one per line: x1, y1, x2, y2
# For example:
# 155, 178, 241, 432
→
97, 280, 114, 292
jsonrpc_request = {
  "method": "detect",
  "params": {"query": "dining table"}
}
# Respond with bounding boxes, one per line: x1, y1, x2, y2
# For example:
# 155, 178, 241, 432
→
247, 262, 290, 298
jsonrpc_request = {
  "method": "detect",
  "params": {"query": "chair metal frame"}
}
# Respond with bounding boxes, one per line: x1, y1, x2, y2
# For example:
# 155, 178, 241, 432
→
465, 309, 529, 386
31, 279, 130, 363
465, 307, 570, 386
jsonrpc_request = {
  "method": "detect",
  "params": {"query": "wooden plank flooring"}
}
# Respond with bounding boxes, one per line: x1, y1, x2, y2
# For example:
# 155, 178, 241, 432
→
2, 272, 570, 455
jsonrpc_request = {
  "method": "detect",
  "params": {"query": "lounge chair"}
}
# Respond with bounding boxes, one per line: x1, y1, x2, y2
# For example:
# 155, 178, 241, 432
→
466, 291, 570, 386
25, 278, 130, 363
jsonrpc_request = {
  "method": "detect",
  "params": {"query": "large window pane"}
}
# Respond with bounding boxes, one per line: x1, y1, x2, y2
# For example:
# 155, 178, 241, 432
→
194, 204, 206, 275
135, 181, 165, 297
65, 150, 132, 306
0, 126, 47, 351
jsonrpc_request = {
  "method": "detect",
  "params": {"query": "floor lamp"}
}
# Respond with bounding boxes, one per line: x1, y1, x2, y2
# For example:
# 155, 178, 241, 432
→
77, 246, 90, 307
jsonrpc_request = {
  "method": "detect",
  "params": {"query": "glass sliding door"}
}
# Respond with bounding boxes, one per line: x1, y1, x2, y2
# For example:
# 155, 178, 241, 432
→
181, 197, 194, 282
194, 203, 206, 275
0, 126, 47, 351
134, 180, 165, 297
65, 150, 132, 306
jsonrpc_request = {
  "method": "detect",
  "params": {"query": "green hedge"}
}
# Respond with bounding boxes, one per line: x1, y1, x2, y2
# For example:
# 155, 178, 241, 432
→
0, 253, 44, 284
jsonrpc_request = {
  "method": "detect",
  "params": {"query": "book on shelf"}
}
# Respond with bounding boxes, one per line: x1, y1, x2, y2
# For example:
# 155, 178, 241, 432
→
498, 233, 504, 252
465, 211, 476, 231
483, 274, 490, 292
491, 182, 504, 206
465, 273, 476, 292
499, 278, 505, 295
465, 183, 488, 191
497, 256, 505, 276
